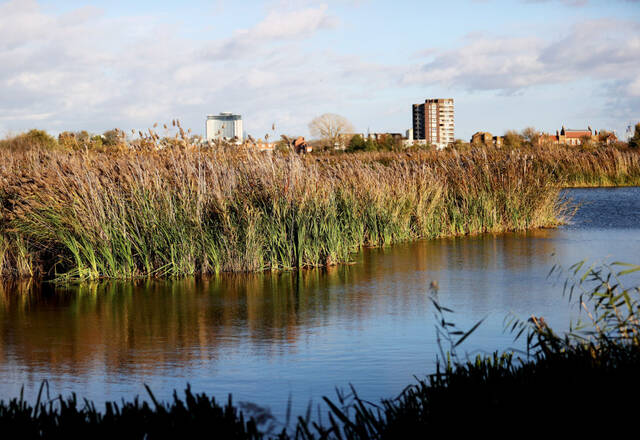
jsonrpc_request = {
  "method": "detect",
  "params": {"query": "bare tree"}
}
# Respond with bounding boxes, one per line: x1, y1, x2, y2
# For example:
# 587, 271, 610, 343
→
308, 113, 355, 150
521, 127, 539, 145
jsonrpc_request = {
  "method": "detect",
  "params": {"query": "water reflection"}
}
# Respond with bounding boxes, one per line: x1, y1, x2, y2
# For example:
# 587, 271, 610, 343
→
0, 229, 559, 377
0, 187, 638, 419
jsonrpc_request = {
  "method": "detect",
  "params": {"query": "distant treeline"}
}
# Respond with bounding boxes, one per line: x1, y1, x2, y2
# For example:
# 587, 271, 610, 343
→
2, 122, 639, 153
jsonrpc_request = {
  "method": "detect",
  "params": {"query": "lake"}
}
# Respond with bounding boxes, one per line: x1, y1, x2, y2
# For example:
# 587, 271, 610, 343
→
1, 187, 639, 423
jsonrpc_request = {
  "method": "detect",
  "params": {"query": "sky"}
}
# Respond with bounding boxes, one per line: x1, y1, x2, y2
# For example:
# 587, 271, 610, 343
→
1, 0, 639, 141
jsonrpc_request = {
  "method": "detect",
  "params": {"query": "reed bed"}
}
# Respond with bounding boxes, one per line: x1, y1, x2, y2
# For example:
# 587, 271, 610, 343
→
530, 145, 640, 187
0, 146, 564, 280
344, 145, 640, 187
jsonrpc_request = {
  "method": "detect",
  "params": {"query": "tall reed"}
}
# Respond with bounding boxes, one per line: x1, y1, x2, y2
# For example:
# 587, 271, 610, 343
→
0, 146, 565, 280
355, 145, 640, 187
530, 145, 640, 187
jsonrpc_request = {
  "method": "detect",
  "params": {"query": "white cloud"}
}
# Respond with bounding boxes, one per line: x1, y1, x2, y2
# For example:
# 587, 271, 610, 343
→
252, 5, 337, 39
405, 20, 640, 93
0, 1, 638, 139
203, 4, 337, 59
629, 77, 640, 97
403, 18, 640, 135
0, 0, 49, 50
0, 0, 352, 136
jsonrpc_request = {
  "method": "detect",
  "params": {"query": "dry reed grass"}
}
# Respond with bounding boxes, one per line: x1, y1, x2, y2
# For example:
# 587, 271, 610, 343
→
341, 145, 640, 187
0, 144, 569, 280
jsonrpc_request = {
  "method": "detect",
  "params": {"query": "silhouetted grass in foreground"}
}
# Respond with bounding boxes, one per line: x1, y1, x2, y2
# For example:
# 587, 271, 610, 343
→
1, 262, 639, 437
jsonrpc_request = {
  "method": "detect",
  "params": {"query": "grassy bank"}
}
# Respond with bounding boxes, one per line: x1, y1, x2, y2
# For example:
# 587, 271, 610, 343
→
0, 147, 564, 280
1, 262, 638, 437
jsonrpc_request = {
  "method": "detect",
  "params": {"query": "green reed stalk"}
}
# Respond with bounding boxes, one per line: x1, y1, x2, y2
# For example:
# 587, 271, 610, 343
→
0, 144, 608, 280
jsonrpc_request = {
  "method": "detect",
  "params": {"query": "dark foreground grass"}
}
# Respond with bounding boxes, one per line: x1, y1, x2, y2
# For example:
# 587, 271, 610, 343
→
1, 263, 639, 438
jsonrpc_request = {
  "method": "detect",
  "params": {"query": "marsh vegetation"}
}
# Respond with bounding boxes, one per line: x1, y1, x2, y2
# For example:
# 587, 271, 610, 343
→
2, 125, 639, 280
1, 145, 568, 280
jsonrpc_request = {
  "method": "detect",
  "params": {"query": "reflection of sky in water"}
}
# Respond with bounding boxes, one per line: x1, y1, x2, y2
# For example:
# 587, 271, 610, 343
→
0, 187, 639, 422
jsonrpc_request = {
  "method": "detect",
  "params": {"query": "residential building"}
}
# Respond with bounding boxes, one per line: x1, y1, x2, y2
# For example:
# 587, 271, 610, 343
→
536, 133, 559, 146
536, 125, 619, 146
243, 138, 275, 152
368, 132, 404, 142
470, 131, 502, 148
558, 126, 593, 146
205, 112, 243, 143
292, 136, 313, 154
602, 132, 618, 145
412, 98, 454, 149
406, 128, 413, 141
471, 131, 491, 146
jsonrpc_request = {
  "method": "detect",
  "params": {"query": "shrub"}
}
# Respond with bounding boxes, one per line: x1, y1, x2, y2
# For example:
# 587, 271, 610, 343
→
0, 129, 58, 151
629, 123, 640, 149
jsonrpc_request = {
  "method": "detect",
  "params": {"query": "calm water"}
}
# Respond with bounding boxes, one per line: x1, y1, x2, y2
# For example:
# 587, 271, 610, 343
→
1, 187, 639, 421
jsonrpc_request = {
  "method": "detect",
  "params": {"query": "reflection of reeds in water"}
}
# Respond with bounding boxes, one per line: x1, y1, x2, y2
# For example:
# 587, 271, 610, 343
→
0, 228, 561, 379
0, 274, 336, 376
0, 262, 427, 377
1, 147, 568, 280
1, 263, 640, 436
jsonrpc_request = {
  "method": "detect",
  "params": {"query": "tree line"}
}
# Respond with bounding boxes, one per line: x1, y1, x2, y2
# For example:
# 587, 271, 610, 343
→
2, 120, 639, 153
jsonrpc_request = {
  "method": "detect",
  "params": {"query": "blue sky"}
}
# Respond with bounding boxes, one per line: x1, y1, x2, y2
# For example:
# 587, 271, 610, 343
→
1, 0, 639, 140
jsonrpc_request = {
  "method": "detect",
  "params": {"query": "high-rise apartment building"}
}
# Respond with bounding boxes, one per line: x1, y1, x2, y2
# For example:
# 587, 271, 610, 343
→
412, 98, 454, 149
205, 112, 243, 143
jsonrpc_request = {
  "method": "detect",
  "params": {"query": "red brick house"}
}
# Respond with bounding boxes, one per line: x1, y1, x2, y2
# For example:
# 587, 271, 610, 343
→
537, 125, 607, 146
558, 126, 594, 146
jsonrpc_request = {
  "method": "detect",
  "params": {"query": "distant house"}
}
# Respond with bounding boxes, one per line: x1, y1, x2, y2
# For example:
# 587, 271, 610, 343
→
292, 137, 313, 154
369, 133, 404, 142
368, 133, 404, 149
255, 140, 275, 152
601, 132, 618, 145
536, 133, 559, 146
471, 131, 491, 146
244, 138, 274, 152
558, 126, 594, 146
470, 131, 503, 147
536, 125, 613, 146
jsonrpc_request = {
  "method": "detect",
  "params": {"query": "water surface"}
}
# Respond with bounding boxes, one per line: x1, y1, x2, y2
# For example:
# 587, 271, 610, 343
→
1, 187, 639, 421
